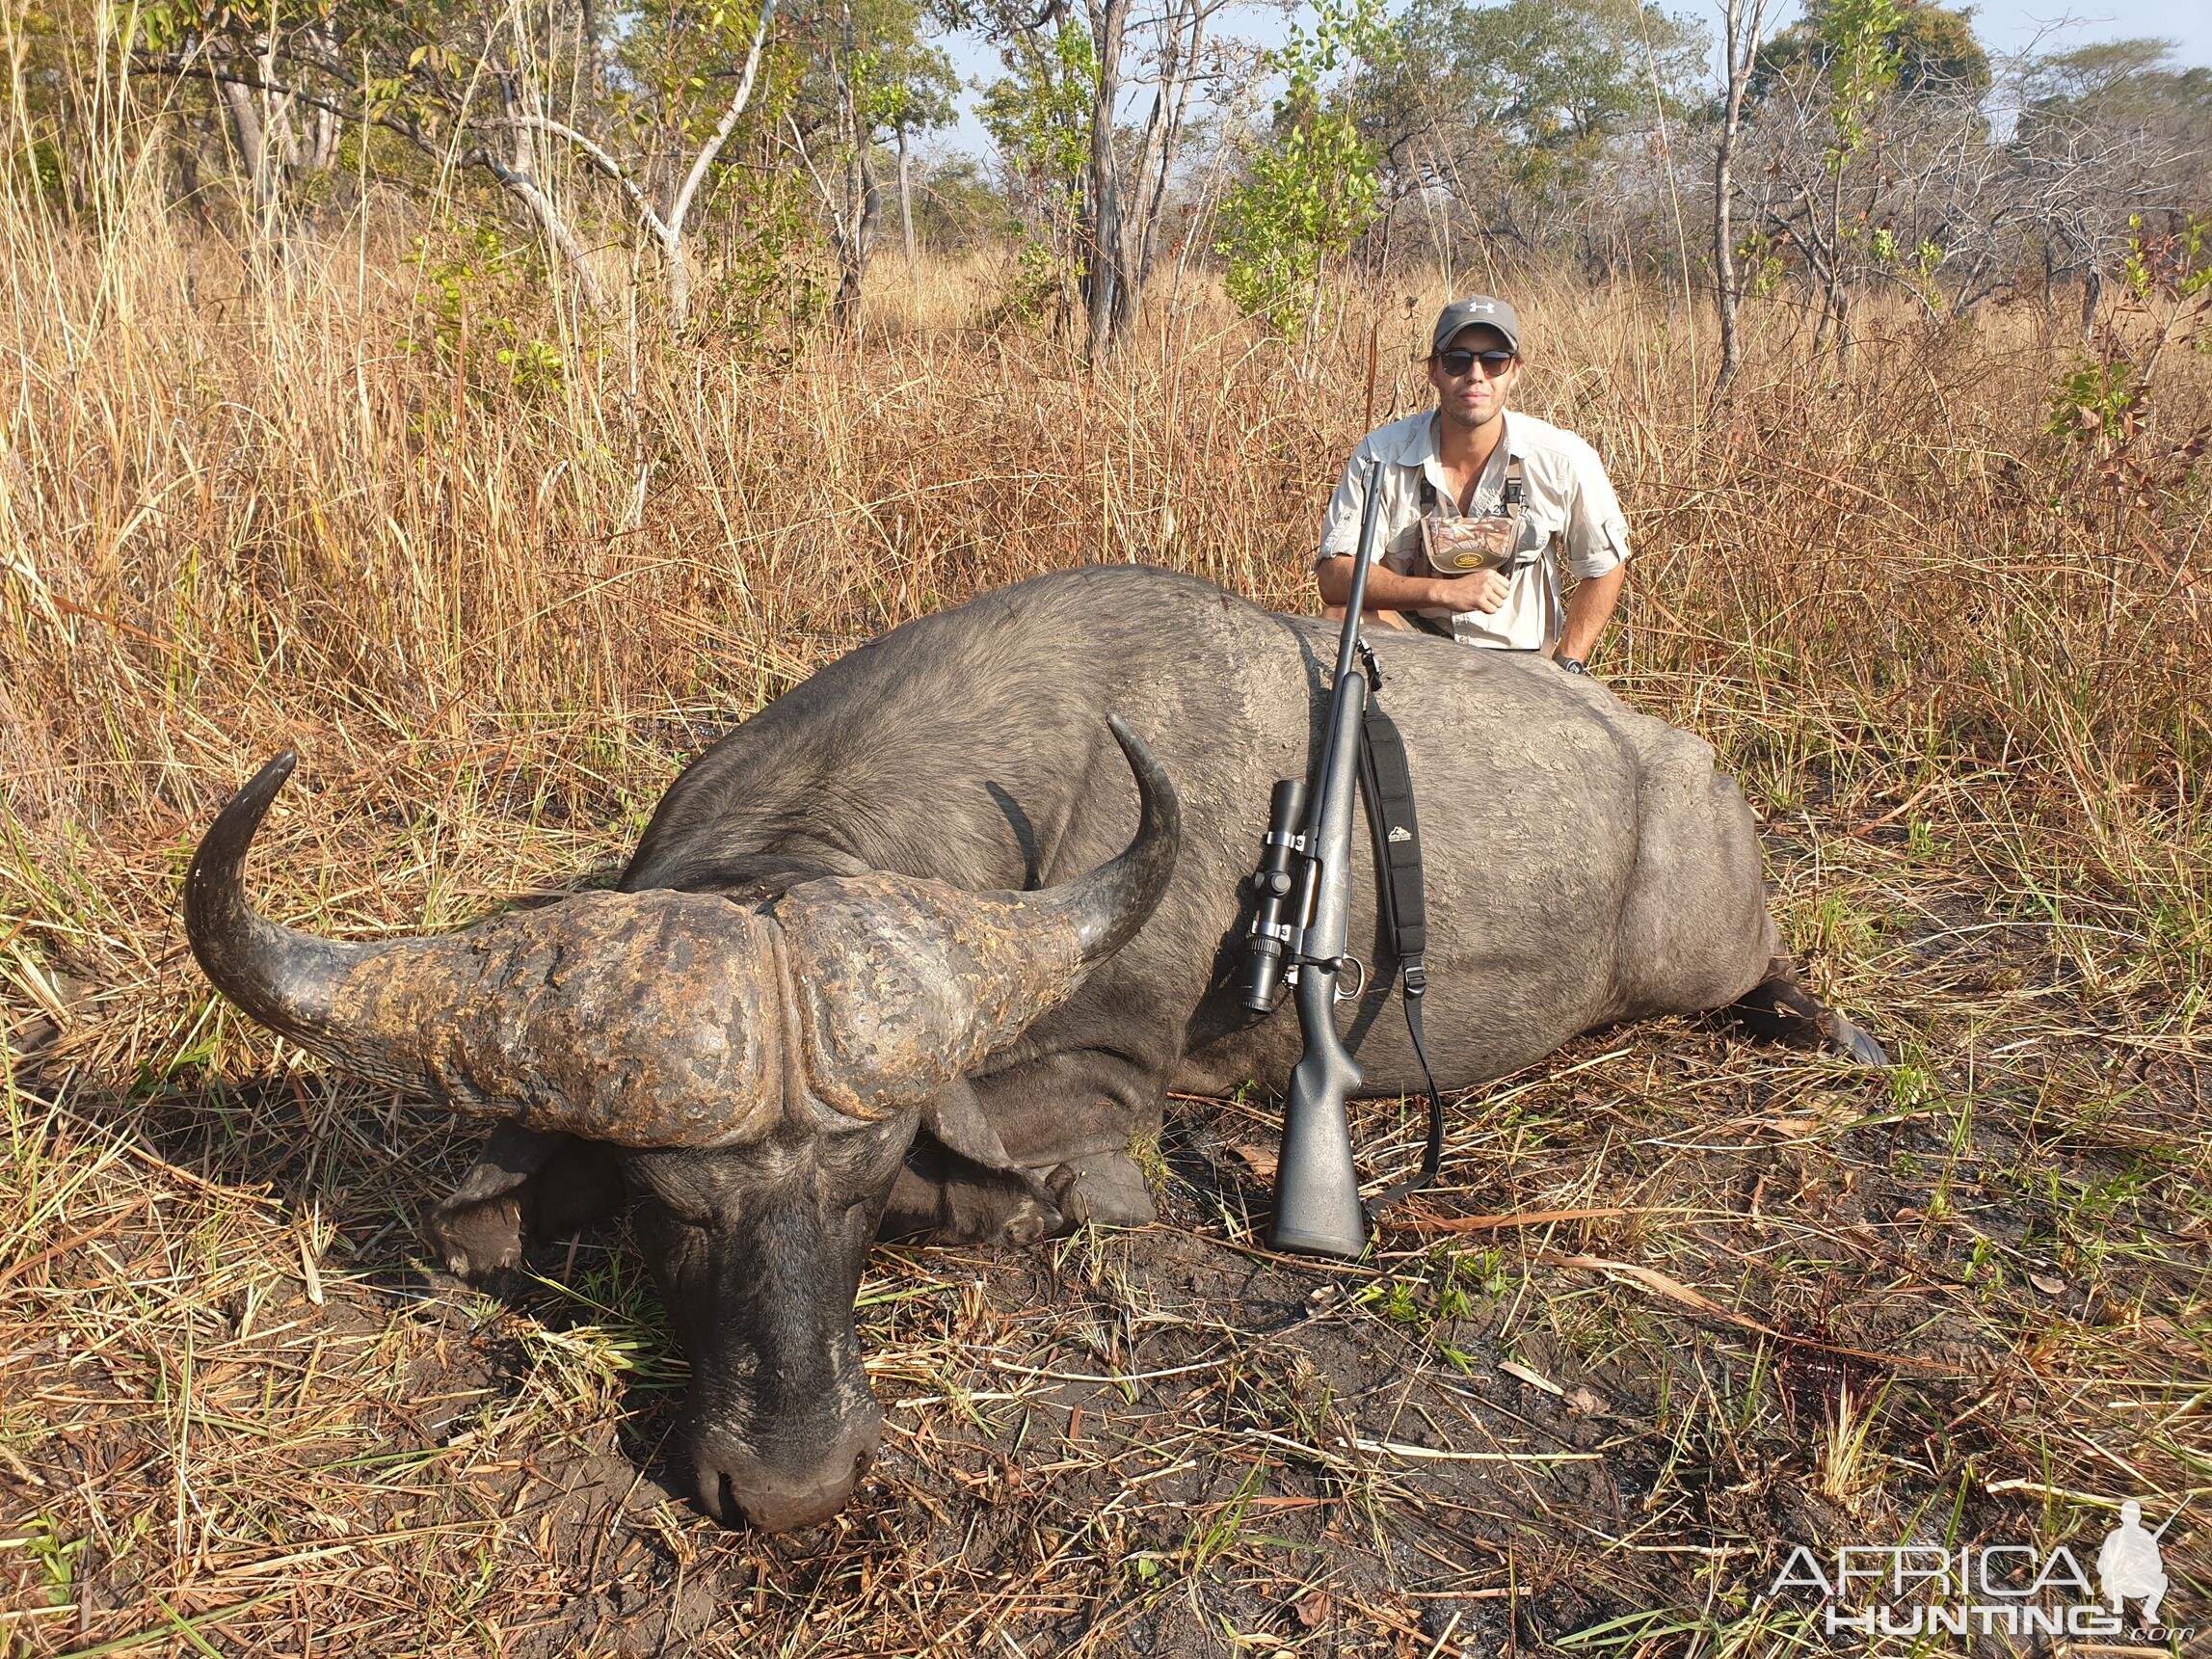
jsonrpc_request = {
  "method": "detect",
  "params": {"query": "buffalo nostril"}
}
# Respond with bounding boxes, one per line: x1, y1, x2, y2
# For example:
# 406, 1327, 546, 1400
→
695, 1461, 736, 1527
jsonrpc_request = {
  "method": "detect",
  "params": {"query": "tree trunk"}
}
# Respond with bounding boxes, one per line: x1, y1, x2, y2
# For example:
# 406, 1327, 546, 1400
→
1301, 250, 1327, 378
833, 150, 879, 330
660, 0, 780, 331
1714, 133, 1742, 391
1130, 20, 1200, 308
897, 122, 917, 273
1713, 0, 1768, 396
829, 13, 879, 336
217, 77, 270, 211
1081, 0, 1130, 362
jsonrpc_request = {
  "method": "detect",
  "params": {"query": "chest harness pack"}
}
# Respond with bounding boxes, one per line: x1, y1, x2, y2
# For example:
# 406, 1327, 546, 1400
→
1406, 456, 1531, 640
1417, 453, 1527, 526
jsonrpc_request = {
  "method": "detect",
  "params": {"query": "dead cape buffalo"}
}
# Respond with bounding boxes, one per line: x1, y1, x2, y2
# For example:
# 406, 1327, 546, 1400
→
185, 563, 1880, 1533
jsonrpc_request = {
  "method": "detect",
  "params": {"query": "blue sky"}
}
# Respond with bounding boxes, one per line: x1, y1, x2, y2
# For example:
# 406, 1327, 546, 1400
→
930, 0, 2212, 159
1968, 0, 2211, 63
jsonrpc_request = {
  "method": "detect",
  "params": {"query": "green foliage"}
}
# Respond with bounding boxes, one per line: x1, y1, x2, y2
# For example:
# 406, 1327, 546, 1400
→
25, 137, 66, 201
1820, 0, 1906, 164
681, 50, 835, 347
403, 227, 567, 404
859, 28, 959, 137
1370, 0, 1706, 202
1006, 236, 1074, 322
1350, 1244, 1500, 1353
1871, 226, 1946, 309
22, 1515, 81, 1605
908, 154, 1018, 252
612, 0, 779, 148
976, 20, 1095, 232
2043, 213, 2212, 447
2043, 360, 2135, 444
702, 164, 834, 346
1754, 0, 1987, 102
2121, 212, 2212, 302
977, 22, 1094, 322
2013, 38, 2212, 154
1736, 227, 1786, 299
1215, 0, 1387, 342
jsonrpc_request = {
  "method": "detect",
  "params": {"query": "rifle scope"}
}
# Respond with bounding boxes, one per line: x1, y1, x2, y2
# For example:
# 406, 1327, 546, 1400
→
1239, 778, 1308, 1013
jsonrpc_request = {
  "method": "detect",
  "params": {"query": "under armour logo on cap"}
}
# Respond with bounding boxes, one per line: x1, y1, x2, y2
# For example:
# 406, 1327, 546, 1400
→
1432, 296, 1521, 357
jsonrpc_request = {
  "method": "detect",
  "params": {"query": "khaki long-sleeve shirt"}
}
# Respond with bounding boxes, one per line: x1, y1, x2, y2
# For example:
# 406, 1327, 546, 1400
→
1318, 409, 1631, 652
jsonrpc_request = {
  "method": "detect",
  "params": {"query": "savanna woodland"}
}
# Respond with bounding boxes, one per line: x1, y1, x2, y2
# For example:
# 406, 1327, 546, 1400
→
1, 0, 2208, 1647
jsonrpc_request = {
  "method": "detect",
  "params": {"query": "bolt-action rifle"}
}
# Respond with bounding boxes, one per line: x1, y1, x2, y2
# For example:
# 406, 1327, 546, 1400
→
1241, 460, 1440, 1258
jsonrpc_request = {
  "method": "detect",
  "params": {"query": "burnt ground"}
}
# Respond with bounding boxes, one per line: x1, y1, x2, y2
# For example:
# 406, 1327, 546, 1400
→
3, 827, 2208, 1659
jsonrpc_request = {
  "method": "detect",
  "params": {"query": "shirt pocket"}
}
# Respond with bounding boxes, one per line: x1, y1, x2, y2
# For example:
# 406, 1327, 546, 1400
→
1513, 507, 1559, 562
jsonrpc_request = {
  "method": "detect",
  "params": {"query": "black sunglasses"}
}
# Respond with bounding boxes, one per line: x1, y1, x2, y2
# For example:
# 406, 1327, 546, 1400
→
1435, 348, 1516, 377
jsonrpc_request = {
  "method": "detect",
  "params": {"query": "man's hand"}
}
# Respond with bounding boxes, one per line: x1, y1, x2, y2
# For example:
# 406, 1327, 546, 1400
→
1433, 570, 1509, 614
1317, 555, 1510, 617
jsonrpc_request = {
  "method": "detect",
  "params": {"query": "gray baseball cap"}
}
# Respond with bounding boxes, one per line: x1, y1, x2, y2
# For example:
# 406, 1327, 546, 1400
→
1431, 296, 1521, 356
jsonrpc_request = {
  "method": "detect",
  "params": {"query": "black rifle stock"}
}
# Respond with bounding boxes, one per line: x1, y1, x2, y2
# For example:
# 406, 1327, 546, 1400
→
1270, 672, 1371, 1255
1251, 460, 1387, 1258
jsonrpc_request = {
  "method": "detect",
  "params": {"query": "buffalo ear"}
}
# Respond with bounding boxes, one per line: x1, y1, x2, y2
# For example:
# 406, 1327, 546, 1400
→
915, 1079, 1024, 1175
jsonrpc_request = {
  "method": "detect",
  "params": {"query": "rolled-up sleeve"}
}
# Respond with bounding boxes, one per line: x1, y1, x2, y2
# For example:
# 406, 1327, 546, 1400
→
1317, 442, 1380, 565
1561, 442, 1631, 578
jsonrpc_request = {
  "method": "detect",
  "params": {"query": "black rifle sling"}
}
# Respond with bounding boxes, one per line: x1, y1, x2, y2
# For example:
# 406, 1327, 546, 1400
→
1355, 700, 1445, 1220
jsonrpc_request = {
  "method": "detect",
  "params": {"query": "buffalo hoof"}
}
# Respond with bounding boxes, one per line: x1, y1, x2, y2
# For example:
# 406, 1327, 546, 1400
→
1047, 1152, 1158, 1230
1000, 1193, 1062, 1246
423, 1191, 522, 1280
1826, 1010, 1889, 1068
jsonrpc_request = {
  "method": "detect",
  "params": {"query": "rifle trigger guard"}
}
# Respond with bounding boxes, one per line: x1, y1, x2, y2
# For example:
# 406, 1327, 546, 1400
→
1333, 953, 1368, 1003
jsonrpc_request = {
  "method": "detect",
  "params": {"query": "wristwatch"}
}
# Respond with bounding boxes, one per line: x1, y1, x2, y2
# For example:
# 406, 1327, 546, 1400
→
1556, 656, 1588, 676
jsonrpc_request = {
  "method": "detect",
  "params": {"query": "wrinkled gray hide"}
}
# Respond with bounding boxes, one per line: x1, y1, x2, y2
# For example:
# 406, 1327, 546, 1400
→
625, 564, 1776, 1181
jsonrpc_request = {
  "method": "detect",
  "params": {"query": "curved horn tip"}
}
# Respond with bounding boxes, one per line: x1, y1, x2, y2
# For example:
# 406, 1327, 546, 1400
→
185, 753, 299, 949
1070, 714, 1181, 961
190, 752, 297, 870
238, 751, 299, 810
1103, 714, 1180, 842
222, 752, 299, 824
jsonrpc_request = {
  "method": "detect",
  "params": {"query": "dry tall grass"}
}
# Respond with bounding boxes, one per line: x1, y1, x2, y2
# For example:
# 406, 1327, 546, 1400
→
2, 175, 2207, 1657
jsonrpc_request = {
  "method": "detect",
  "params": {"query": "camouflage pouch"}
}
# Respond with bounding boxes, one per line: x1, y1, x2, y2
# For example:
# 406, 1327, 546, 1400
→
1421, 512, 1519, 575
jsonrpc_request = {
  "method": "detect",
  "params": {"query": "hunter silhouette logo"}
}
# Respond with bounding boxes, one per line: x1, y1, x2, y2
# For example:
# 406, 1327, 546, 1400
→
2097, 1502, 2170, 1625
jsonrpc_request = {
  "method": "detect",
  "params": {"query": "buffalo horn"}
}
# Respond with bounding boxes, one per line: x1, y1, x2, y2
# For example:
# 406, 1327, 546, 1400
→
184, 754, 786, 1147
185, 752, 385, 1054
774, 715, 1182, 1119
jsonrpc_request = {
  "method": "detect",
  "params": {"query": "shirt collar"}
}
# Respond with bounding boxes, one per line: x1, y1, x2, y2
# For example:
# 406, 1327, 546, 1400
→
1399, 411, 1521, 511
1392, 409, 1523, 468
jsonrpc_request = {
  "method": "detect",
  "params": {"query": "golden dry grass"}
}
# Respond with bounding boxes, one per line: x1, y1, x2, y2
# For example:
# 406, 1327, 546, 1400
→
2, 185, 2208, 1658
